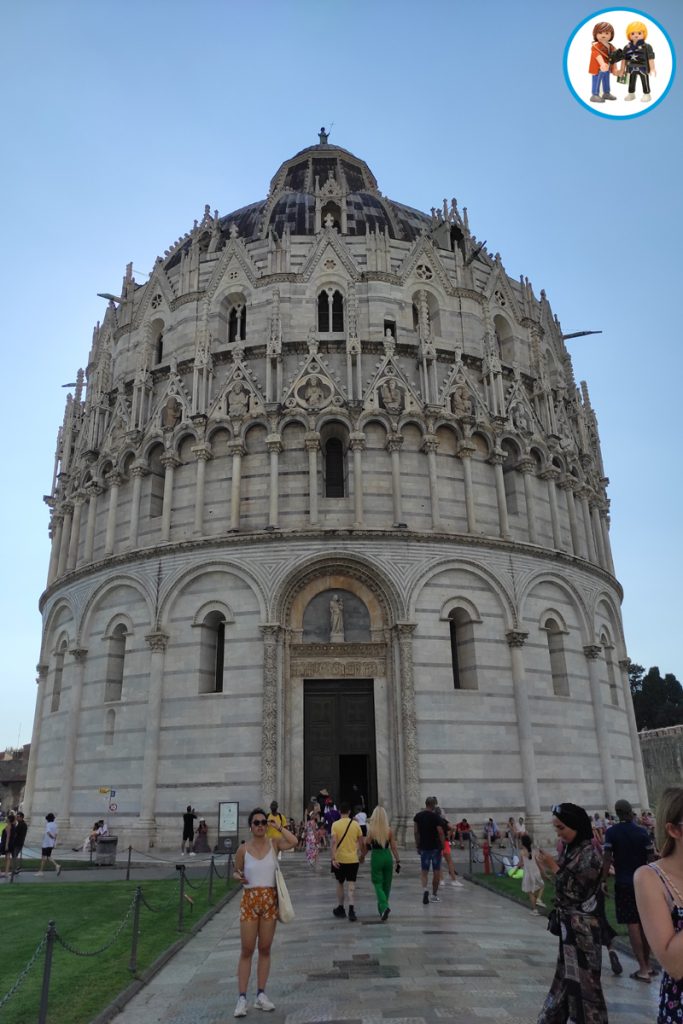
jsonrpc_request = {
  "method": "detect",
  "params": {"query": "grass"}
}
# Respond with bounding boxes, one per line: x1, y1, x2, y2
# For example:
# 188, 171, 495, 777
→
469, 871, 629, 937
0, 871, 237, 1024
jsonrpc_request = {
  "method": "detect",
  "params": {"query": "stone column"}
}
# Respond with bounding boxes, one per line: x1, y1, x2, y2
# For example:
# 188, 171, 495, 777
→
22, 663, 49, 816
261, 625, 280, 804
47, 513, 64, 584
422, 434, 443, 531
600, 511, 615, 575
506, 631, 541, 820
590, 503, 607, 569
387, 434, 404, 526
584, 644, 616, 809
396, 624, 421, 813
457, 440, 478, 533
59, 647, 88, 828
305, 433, 320, 526
518, 459, 538, 545
619, 658, 649, 807
66, 496, 84, 571
541, 468, 562, 550
57, 502, 73, 576
490, 449, 510, 540
228, 441, 246, 531
350, 432, 365, 528
104, 474, 121, 556
560, 477, 581, 557
160, 456, 179, 542
266, 436, 282, 529
191, 444, 212, 536
83, 483, 101, 564
139, 631, 169, 828
579, 489, 598, 562
127, 465, 146, 550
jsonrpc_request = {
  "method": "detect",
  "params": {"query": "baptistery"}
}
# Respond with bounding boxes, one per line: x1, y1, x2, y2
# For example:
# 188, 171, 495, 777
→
27, 132, 648, 846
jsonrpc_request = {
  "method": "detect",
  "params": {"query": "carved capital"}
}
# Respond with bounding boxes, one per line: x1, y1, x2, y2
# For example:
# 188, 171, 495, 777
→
488, 447, 506, 467
227, 441, 246, 458
540, 468, 560, 483
506, 630, 529, 648
265, 435, 283, 455
456, 440, 476, 460
36, 663, 49, 682
583, 644, 602, 661
106, 472, 123, 488
618, 658, 631, 672
558, 475, 578, 492
261, 624, 281, 642
159, 455, 180, 470
304, 432, 320, 453
516, 458, 535, 475
69, 647, 88, 662
145, 631, 169, 652
396, 622, 417, 640
191, 443, 213, 462
349, 431, 366, 452
85, 481, 103, 497
129, 464, 147, 480
61, 501, 74, 516
421, 434, 439, 454
386, 433, 404, 453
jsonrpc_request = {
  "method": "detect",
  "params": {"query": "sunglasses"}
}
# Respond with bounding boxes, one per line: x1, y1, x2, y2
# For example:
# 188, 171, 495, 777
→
251, 819, 268, 827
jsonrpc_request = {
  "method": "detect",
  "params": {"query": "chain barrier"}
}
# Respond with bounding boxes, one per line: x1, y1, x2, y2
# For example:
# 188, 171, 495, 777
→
0, 933, 47, 1012
183, 863, 212, 891
53, 891, 138, 957
138, 878, 181, 913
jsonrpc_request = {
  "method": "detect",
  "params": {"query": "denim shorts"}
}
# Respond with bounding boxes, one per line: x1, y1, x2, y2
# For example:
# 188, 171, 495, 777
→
420, 848, 442, 871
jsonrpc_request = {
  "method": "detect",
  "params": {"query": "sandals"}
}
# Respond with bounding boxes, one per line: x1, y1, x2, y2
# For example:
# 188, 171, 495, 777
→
629, 971, 651, 983
609, 950, 623, 975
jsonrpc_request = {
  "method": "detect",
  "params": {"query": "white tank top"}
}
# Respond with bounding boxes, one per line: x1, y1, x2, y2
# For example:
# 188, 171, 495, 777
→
244, 845, 277, 888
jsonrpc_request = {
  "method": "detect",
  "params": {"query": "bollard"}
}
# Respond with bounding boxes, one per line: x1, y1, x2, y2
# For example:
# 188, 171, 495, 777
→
126, 845, 133, 882
483, 840, 491, 875
177, 864, 186, 932
129, 887, 142, 974
208, 856, 215, 905
38, 921, 56, 1024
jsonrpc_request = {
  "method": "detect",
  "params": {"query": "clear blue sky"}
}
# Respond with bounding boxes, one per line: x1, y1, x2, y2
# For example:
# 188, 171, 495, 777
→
1, 0, 681, 749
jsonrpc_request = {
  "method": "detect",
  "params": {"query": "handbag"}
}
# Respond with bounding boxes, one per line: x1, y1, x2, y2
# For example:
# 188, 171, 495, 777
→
275, 866, 295, 923
546, 907, 561, 936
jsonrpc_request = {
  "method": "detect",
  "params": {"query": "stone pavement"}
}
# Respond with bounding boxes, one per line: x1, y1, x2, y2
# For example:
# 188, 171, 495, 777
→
111, 854, 660, 1024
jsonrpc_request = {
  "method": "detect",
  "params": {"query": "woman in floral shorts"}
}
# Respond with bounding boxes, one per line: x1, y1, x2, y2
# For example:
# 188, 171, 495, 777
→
232, 807, 297, 1017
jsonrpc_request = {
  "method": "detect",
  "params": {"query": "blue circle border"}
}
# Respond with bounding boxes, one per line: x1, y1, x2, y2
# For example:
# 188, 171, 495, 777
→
563, 6, 676, 120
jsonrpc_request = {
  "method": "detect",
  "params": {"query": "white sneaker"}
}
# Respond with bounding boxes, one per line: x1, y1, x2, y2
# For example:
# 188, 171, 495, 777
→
531, 908, 540, 915
641, 94, 652, 103
625, 94, 636, 101
234, 995, 248, 1017
255, 992, 275, 1011
189, 852, 196, 856
430, 894, 441, 902
536, 898, 546, 908
452, 880, 465, 888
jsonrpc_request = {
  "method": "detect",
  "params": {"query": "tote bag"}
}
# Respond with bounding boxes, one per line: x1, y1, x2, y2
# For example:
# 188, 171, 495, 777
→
275, 866, 295, 923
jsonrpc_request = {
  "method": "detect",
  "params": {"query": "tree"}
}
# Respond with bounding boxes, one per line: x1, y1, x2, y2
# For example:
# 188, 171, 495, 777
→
630, 664, 683, 731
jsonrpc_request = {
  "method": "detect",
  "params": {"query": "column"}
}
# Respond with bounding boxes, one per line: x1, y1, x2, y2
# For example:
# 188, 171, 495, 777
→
350, 432, 365, 528
83, 484, 101, 564
228, 441, 246, 531
541, 468, 562, 549
261, 625, 280, 804
66, 496, 84, 570
584, 644, 616, 809
619, 658, 649, 807
600, 511, 615, 575
160, 456, 179, 542
518, 460, 538, 545
489, 449, 510, 539
457, 441, 478, 533
396, 624, 421, 812
266, 436, 282, 529
22, 663, 49, 816
580, 489, 598, 562
305, 433, 320, 526
560, 478, 581, 557
506, 631, 541, 819
104, 474, 121, 556
422, 434, 443, 531
386, 433, 404, 526
127, 465, 146, 549
59, 647, 88, 828
47, 513, 64, 585
191, 444, 212, 536
591, 503, 607, 569
57, 502, 73, 576
139, 631, 169, 826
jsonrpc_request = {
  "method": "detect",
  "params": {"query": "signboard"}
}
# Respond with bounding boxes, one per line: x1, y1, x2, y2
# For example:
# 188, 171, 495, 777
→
218, 801, 239, 835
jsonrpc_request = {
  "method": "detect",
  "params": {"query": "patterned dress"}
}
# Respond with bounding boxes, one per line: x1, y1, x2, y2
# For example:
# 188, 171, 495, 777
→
647, 864, 683, 1023
305, 814, 318, 865
537, 840, 607, 1024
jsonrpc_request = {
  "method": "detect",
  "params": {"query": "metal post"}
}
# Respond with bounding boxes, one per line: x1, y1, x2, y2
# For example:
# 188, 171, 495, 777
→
208, 856, 214, 906
126, 845, 133, 882
38, 921, 56, 1024
227, 850, 233, 885
468, 837, 473, 875
129, 887, 142, 974
178, 865, 186, 932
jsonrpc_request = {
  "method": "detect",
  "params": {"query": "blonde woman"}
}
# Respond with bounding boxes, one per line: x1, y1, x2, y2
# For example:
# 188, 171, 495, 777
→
635, 787, 683, 1021
363, 806, 400, 921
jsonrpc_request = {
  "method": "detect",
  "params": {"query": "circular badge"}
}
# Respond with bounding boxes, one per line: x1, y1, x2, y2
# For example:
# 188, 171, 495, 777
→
564, 8, 675, 118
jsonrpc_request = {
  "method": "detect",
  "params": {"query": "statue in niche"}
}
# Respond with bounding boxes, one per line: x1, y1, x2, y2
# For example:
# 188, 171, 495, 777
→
380, 377, 404, 414
329, 594, 344, 638
161, 396, 182, 429
228, 383, 249, 418
304, 375, 326, 409
511, 402, 532, 434
451, 384, 474, 418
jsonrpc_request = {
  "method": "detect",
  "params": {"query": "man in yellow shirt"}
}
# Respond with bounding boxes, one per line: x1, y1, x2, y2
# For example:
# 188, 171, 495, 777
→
331, 801, 364, 921
266, 800, 287, 841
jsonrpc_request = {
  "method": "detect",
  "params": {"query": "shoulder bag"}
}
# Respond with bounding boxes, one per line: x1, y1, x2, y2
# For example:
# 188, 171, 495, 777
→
275, 864, 295, 923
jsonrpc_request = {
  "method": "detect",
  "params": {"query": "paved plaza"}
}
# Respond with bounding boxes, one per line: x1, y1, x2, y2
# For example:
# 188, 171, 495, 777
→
110, 853, 660, 1024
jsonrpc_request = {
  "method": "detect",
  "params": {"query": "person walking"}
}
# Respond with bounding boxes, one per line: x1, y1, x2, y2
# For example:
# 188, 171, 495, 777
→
536, 803, 607, 1024
232, 807, 297, 1017
363, 806, 400, 921
414, 796, 445, 904
35, 812, 62, 877
519, 834, 547, 914
11, 811, 27, 875
304, 802, 319, 866
330, 802, 364, 921
435, 807, 464, 888
601, 797, 655, 982
635, 785, 683, 1021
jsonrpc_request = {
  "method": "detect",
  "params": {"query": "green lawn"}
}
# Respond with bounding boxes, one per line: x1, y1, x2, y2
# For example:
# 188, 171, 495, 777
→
469, 872, 628, 937
0, 873, 236, 1024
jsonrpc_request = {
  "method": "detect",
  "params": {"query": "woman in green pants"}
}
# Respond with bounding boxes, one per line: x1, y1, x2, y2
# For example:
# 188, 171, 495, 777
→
364, 806, 400, 921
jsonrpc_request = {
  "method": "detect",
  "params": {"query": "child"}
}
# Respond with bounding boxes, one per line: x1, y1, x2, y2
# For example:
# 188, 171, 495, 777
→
520, 834, 546, 914
589, 22, 617, 103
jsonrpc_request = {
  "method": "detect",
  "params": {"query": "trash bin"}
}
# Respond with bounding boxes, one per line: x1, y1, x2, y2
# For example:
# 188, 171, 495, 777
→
95, 835, 118, 866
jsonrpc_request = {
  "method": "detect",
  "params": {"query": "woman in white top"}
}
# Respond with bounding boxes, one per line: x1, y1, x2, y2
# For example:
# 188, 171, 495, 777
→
35, 812, 61, 877
232, 807, 297, 1017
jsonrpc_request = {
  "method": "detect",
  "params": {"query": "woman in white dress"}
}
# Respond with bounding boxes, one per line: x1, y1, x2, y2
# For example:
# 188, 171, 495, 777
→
520, 833, 546, 913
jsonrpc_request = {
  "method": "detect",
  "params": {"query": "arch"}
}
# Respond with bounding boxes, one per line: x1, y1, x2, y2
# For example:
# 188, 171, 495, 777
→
411, 287, 442, 337
79, 575, 155, 644
149, 317, 165, 365
191, 600, 235, 627
320, 199, 342, 230
537, 607, 569, 635
40, 598, 76, 662
101, 611, 135, 639
439, 596, 483, 624
104, 707, 116, 746
448, 606, 478, 690
317, 288, 345, 333
593, 591, 626, 648
197, 607, 227, 694
543, 616, 570, 697
104, 621, 128, 703
408, 558, 516, 630
493, 313, 515, 364
160, 561, 268, 624
518, 570, 592, 642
